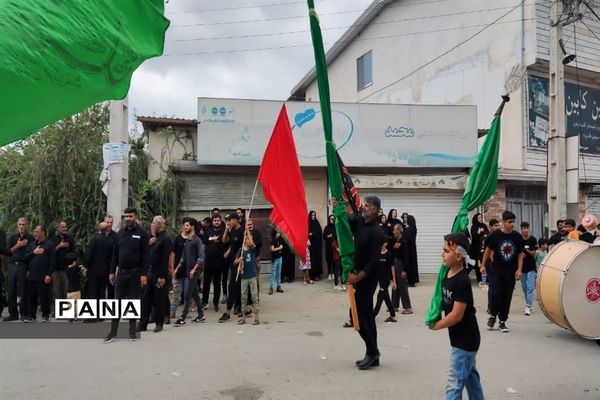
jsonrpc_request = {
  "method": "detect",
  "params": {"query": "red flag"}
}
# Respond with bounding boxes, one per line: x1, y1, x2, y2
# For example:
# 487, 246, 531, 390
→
258, 104, 308, 260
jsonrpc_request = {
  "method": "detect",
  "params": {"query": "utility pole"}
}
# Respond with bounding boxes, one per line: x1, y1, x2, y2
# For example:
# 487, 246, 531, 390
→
548, 0, 582, 231
107, 99, 129, 229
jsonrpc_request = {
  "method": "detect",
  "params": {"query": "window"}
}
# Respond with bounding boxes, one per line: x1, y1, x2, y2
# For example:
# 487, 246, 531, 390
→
357, 50, 373, 91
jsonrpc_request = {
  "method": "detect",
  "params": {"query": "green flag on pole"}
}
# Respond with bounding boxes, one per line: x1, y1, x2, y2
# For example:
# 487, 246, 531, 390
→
306, 0, 355, 281
424, 98, 507, 327
0, 0, 170, 146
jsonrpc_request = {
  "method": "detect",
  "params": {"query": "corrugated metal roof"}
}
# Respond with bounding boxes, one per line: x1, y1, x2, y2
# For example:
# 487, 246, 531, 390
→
137, 116, 197, 127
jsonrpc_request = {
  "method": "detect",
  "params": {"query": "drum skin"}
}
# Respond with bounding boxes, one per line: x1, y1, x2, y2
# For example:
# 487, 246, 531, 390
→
537, 240, 600, 340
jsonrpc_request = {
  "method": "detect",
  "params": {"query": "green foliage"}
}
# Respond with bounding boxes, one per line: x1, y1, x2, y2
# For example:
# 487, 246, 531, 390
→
0, 103, 108, 245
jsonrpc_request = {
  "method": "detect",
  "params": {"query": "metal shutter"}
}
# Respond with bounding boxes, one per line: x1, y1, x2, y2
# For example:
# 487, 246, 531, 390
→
369, 189, 463, 273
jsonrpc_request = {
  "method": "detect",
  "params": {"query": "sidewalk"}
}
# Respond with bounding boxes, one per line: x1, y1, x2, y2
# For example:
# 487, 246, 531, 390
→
0, 274, 598, 399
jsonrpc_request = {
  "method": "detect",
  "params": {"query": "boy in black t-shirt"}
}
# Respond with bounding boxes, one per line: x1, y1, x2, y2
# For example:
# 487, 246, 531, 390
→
373, 237, 396, 322
431, 232, 483, 400
65, 253, 85, 323
520, 222, 537, 316
481, 211, 524, 333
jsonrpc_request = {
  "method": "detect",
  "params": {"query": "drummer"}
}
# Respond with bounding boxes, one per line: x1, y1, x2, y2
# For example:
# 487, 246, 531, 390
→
579, 214, 598, 244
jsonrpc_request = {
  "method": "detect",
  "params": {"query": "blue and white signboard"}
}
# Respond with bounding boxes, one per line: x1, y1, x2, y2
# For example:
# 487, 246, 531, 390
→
197, 98, 477, 167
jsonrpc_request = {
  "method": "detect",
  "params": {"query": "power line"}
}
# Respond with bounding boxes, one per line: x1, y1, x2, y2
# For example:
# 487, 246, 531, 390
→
579, 19, 600, 41
167, 0, 446, 16
357, 0, 527, 103
165, 5, 530, 43
170, 8, 363, 27
163, 18, 532, 56
582, 0, 600, 23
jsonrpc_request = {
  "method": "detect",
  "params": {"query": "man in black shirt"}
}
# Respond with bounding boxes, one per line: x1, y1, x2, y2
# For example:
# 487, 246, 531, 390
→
219, 213, 244, 322
104, 207, 149, 343
246, 219, 262, 298
139, 216, 173, 333
547, 219, 565, 247
51, 221, 76, 312
24, 225, 55, 322
431, 232, 483, 398
5, 217, 35, 321
169, 219, 189, 319
520, 222, 537, 316
104, 214, 118, 299
481, 211, 524, 333
346, 195, 385, 370
85, 222, 114, 303
202, 214, 226, 312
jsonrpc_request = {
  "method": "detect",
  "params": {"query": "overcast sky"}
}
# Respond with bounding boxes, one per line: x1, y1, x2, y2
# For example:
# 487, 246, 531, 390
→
128, 0, 373, 121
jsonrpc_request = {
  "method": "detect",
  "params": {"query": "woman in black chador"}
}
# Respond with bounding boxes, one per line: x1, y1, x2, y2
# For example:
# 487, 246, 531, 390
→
308, 210, 323, 280
322, 215, 336, 281
401, 212, 419, 286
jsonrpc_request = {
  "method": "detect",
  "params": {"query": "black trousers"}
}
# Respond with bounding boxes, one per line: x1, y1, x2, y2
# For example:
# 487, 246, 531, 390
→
86, 276, 108, 301
221, 263, 229, 298
226, 265, 241, 311
392, 263, 412, 310
468, 260, 482, 282
140, 277, 168, 327
355, 278, 379, 357
27, 280, 50, 319
374, 284, 395, 317
106, 282, 115, 299
7, 262, 28, 318
202, 268, 221, 307
490, 273, 515, 322
181, 272, 203, 319
110, 269, 141, 336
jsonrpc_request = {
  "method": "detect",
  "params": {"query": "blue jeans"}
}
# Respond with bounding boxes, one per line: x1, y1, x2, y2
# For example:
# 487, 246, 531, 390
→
520, 271, 536, 308
446, 347, 484, 400
270, 257, 282, 289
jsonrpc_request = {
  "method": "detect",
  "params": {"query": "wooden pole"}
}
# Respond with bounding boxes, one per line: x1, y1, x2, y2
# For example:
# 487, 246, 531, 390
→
347, 283, 360, 331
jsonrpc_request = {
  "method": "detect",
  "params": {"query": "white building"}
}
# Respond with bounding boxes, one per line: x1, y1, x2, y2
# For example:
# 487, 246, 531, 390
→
291, 0, 600, 240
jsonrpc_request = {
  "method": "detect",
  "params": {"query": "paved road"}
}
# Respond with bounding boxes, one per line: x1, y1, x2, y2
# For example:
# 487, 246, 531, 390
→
1, 274, 598, 399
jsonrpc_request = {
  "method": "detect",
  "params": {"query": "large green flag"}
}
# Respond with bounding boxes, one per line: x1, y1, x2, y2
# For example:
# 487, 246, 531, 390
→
424, 98, 506, 327
0, 0, 170, 146
306, 0, 355, 281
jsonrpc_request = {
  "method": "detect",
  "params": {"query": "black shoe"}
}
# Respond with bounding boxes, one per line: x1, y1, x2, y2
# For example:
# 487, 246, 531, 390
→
499, 321, 509, 333
276, 287, 284, 293
23, 317, 34, 323
3, 315, 19, 322
103, 333, 117, 343
268, 288, 274, 295
129, 333, 137, 341
487, 316, 496, 330
202, 303, 209, 311
41, 317, 49, 322
136, 324, 147, 332
219, 313, 230, 323
174, 318, 186, 326
357, 354, 379, 370
355, 355, 368, 366
153, 325, 163, 333
192, 316, 206, 323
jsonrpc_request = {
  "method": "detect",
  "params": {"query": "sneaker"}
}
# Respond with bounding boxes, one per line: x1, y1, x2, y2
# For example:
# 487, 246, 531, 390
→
192, 316, 206, 323
478, 281, 484, 288
384, 316, 397, 323
174, 318, 186, 326
268, 288, 274, 295
487, 316, 496, 330
328, 274, 332, 281
482, 284, 489, 291
202, 303, 209, 311
129, 333, 138, 341
153, 325, 163, 333
41, 317, 49, 322
276, 287, 284, 293
335, 285, 343, 291
309, 280, 314, 284
499, 321, 509, 333
23, 317, 33, 323
342, 285, 347, 291
524, 306, 531, 316
401, 309, 413, 315
103, 333, 117, 344
219, 313, 230, 323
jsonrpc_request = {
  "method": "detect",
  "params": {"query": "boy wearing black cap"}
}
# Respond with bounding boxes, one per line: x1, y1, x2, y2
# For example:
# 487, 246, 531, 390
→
431, 232, 483, 399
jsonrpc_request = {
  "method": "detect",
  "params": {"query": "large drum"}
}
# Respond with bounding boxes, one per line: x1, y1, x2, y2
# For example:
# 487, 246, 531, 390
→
537, 240, 600, 340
